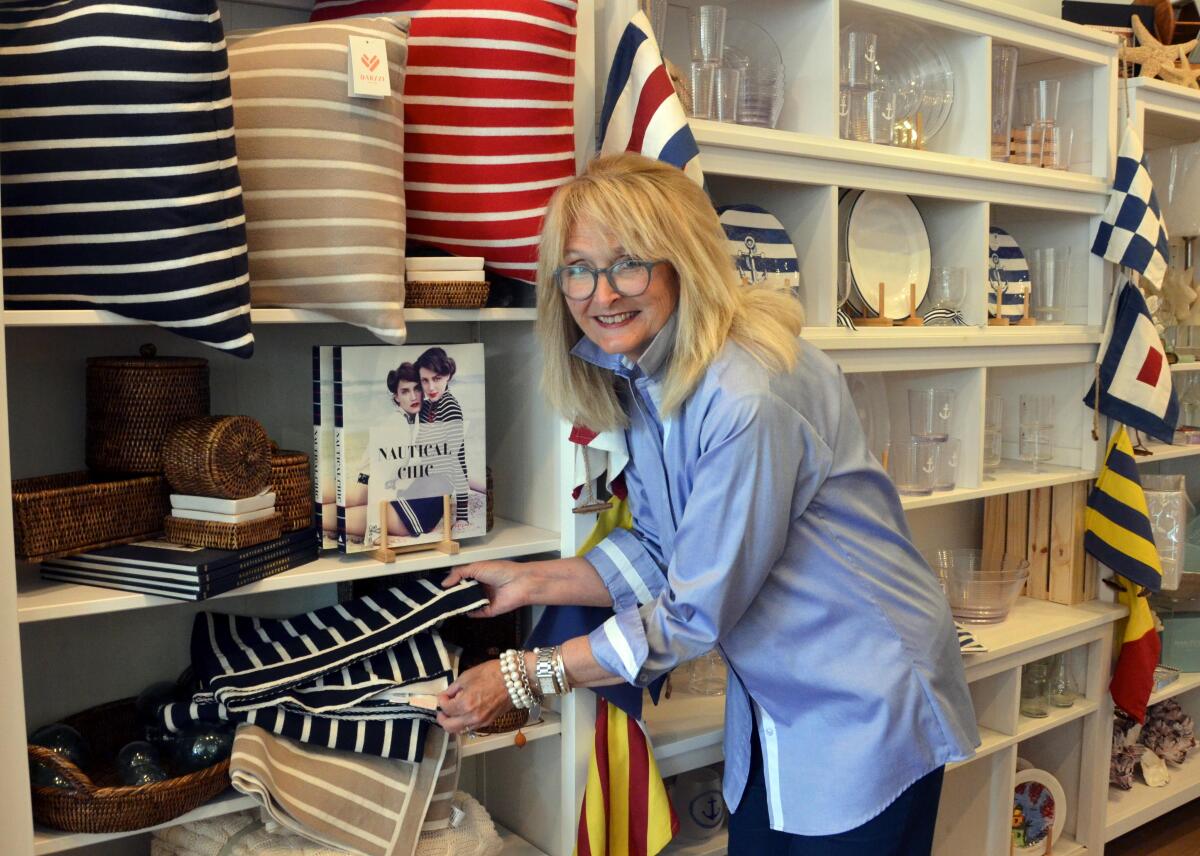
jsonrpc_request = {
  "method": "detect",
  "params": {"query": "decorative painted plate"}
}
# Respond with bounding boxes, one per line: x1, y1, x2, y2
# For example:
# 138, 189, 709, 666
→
717, 204, 800, 294
1013, 768, 1067, 855
988, 226, 1031, 320
844, 191, 931, 319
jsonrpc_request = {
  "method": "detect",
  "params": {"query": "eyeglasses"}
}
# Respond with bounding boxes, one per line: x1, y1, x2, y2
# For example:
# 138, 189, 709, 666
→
554, 258, 667, 301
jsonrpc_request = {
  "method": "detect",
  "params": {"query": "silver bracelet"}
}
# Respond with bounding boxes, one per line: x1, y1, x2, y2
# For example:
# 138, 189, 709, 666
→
552, 645, 570, 694
514, 648, 541, 705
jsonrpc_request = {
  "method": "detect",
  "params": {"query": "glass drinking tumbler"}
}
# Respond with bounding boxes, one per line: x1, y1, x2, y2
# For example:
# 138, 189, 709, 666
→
1020, 660, 1051, 718
1029, 246, 1071, 324
688, 650, 727, 696
890, 439, 939, 496
689, 62, 716, 120
689, 5, 726, 64
909, 388, 956, 441
991, 45, 1019, 162
934, 438, 960, 491
714, 66, 741, 123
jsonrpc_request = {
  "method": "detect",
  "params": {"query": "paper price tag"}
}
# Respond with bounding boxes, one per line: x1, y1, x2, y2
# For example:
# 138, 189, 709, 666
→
347, 35, 390, 99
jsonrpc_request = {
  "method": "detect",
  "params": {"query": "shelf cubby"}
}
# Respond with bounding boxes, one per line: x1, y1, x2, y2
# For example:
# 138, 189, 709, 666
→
934, 746, 1015, 856
986, 363, 1100, 476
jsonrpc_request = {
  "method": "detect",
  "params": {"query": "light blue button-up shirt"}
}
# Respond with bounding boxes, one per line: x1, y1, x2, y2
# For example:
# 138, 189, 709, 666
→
577, 318, 980, 836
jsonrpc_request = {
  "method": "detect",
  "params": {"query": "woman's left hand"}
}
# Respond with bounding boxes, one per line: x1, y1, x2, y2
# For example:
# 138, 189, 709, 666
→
436, 660, 515, 734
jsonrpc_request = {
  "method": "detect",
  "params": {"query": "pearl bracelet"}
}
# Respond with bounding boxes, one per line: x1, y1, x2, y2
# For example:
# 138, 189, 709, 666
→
500, 649, 536, 710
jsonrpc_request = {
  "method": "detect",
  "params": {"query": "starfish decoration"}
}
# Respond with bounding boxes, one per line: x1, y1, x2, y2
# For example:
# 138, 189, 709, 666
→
1124, 16, 1199, 83
1160, 47, 1200, 90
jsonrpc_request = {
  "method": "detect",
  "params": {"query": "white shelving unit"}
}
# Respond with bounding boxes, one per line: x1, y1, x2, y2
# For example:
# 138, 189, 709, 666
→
5, 0, 1196, 854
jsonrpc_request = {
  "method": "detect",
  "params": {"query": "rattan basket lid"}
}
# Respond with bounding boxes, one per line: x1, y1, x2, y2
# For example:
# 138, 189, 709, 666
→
87, 343, 208, 370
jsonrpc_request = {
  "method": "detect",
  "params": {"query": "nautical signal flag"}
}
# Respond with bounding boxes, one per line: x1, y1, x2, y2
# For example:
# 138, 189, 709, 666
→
1083, 277, 1179, 444
1084, 426, 1164, 594
577, 699, 679, 856
1111, 575, 1161, 723
598, 11, 703, 185
1092, 122, 1170, 289
1084, 426, 1163, 722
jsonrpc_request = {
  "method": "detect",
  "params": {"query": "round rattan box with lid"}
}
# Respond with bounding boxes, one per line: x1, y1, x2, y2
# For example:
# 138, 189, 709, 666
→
86, 345, 209, 475
162, 416, 272, 499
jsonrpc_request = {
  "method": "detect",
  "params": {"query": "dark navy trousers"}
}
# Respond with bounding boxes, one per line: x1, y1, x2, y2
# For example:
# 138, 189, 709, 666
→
728, 725, 945, 856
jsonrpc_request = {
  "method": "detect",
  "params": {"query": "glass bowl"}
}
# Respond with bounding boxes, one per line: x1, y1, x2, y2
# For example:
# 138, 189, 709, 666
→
925, 549, 1030, 624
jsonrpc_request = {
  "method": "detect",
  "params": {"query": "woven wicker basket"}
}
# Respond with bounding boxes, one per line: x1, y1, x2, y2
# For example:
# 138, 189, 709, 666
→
164, 512, 283, 550
12, 472, 169, 563
270, 448, 313, 532
162, 416, 271, 499
86, 345, 209, 475
478, 707, 529, 734
29, 697, 230, 833
407, 280, 489, 309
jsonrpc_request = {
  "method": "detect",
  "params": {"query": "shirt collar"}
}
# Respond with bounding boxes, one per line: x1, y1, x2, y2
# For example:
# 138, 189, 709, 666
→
569, 313, 678, 380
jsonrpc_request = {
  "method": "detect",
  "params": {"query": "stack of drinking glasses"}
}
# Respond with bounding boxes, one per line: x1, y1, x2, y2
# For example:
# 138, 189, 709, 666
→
686, 8, 785, 128
984, 395, 1003, 476
1019, 393, 1055, 472
1011, 79, 1072, 170
990, 46, 1019, 161
1029, 246, 1071, 324
838, 29, 896, 146
889, 388, 960, 496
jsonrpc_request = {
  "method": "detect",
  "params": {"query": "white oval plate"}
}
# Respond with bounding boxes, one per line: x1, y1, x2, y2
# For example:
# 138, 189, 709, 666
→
846, 191, 931, 319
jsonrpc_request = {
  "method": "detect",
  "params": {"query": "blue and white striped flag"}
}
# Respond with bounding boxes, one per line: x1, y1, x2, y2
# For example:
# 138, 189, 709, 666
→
1092, 122, 1170, 288
598, 11, 703, 185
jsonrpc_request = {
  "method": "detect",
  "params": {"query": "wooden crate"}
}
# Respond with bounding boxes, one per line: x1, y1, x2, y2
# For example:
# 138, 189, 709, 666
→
981, 483, 1097, 605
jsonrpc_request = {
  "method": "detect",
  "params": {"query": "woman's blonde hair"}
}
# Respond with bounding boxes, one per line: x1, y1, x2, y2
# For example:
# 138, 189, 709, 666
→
537, 152, 805, 430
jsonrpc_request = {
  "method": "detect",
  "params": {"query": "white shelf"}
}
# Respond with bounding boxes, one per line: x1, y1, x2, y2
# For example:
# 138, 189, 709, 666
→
693, 121, 1109, 213
1148, 671, 1200, 708
804, 326, 1103, 351
497, 824, 552, 856
33, 791, 256, 855
1171, 361, 1200, 373
1016, 699, 1099, 743
2, 307, 537, 327
961, 599, 1126, 680
1053, 833, 1087, 856
900, 461, 1096, 511
30, 714, 561, 855
663, 830, 728, 855
461, 710, 562, 758
1137, 441, 1200, 463
1128, 78, 1200, 148
16, 518, 559, 623
1106, 754, 1200, 841
643, 691, 725, 779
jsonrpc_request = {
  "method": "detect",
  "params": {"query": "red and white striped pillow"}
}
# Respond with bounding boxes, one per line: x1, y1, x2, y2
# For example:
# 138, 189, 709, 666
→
311, 0, 578, 284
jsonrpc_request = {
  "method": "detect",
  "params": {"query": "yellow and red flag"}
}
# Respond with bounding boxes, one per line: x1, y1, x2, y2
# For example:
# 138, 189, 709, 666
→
577, 697, 679, 856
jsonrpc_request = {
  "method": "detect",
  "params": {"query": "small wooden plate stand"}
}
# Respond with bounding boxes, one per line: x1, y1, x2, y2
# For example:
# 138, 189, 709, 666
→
899, 283, 924, 326
372, 495, 460, 564
1016, 290, 1037, 326
855, 282, 894, 327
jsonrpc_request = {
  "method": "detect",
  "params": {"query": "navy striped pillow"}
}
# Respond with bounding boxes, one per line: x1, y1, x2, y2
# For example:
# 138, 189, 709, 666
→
0, 0, 254, 357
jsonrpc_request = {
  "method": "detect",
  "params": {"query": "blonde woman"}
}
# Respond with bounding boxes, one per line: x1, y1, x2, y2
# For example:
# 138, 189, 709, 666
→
437, 154, 979, 854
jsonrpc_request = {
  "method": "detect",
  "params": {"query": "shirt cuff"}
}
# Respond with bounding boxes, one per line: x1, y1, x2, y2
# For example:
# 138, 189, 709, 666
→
585, 528, 664, 613
588, 609, 650, 686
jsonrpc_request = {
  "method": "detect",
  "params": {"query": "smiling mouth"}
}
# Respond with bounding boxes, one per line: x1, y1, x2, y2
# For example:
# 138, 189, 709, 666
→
594, 311, 638, 328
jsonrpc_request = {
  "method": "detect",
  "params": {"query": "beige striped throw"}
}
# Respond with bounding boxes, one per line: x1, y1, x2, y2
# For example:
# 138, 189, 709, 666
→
231, 724, 458, 856
227, 20, 409, 342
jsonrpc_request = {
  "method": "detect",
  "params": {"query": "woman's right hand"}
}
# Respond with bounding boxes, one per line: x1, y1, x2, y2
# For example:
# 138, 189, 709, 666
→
442, 561, 528, 618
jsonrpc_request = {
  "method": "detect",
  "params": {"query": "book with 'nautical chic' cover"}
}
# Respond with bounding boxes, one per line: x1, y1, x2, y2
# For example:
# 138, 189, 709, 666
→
331, 344, 486, 554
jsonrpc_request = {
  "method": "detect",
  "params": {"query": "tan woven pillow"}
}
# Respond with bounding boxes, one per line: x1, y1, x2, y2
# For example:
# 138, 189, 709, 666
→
227, 19, 408, 342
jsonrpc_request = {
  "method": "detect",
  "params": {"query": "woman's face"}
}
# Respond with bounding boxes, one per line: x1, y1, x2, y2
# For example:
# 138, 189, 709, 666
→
393, 379, 422, 414
562, 218, 679, 363
419, 367, 450, 402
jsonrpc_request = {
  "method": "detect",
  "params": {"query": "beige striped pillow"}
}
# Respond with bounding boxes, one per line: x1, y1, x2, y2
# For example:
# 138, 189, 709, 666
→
227, 19, 408, 342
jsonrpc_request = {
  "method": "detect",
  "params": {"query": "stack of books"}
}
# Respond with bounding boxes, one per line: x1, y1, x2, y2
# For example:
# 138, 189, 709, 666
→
406, 255, 485, 285
169, 489, 277, 524
40, 528, 319, 601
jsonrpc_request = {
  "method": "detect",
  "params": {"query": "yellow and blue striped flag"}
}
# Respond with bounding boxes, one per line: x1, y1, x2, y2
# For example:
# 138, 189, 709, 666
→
1083, 426, 1163, 593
